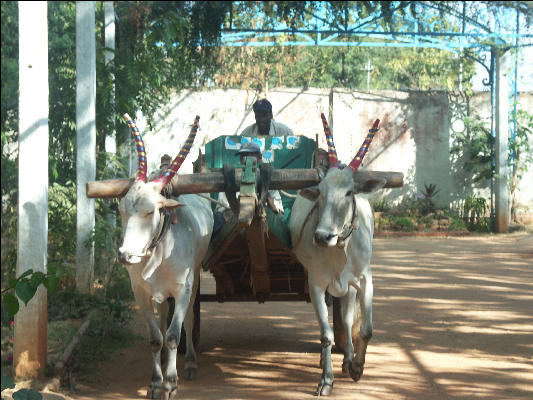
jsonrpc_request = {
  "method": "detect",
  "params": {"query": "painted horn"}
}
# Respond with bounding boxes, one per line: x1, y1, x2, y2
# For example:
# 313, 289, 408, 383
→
320, 113, 340, 168
347, 119, 380, 172
153, 115, 200, 189
123, 113, 148, 183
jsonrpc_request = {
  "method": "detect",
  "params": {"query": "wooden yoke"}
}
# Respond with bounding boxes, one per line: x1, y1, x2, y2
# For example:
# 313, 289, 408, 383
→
86, 169, 404, 199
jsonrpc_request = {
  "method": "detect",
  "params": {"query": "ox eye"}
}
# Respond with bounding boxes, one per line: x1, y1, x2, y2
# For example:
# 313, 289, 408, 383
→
146, 211, 154, 217
346, 190, 353, 197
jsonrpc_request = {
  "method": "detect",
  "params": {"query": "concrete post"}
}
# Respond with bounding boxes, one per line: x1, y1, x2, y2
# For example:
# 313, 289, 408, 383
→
104, 1, 116, 156
76, 1, 96, 292
15, 1, 48, 379
494, 48, 510, 233
104, 1, 117, 257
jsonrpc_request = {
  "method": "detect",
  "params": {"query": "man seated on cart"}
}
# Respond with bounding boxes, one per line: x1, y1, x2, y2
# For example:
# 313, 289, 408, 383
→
213, 99, 296, 233
240, 98, 294, 137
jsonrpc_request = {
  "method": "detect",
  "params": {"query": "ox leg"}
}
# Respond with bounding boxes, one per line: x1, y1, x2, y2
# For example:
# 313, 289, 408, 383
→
133, 289, 165, 399
350, 272, 373, 382
163, 280, 193, 399
182, 271, 199, 380
341, 286, 358, 376
309, 283, 334, 396
157, 301, 170, 373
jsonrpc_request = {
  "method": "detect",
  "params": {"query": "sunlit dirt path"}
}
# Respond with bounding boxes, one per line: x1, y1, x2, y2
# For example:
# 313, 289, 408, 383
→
67, 233, 533, 400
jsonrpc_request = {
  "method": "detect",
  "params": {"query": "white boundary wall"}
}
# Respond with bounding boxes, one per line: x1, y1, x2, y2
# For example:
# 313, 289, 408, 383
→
135, 88, 532, 216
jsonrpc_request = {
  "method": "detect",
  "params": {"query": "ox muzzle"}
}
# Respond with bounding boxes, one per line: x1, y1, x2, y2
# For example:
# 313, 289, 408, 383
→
313, 229, 339, 248
118, 247, 149, 266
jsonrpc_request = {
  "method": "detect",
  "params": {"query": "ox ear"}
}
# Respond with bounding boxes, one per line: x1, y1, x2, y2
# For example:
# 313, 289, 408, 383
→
354, 177, 387, 194
299, 186, 320, 201
162, 198, 185, 210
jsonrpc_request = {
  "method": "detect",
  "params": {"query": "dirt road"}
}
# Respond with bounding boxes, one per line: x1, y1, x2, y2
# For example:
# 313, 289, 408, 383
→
68, 234, 533, 400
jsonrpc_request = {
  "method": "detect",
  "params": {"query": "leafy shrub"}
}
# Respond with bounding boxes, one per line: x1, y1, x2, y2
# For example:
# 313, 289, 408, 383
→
463, 194, 491, 232
448, 216, 468, 231
372, 199, 391, 212
420, 183, 440, 215
390, 216, 415, 232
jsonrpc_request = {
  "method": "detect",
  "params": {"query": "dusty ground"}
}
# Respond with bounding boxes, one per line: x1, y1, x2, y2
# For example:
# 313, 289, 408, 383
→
64, 233, 532, 400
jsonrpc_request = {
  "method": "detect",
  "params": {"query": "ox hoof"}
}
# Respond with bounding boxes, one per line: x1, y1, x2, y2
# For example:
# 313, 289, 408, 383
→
341, 360, 351, 374
349, 362, 364, 382
147, 383, 162, 399
160, 385, 178, 400
316, 382, 333, 396
184, 367, 197, 380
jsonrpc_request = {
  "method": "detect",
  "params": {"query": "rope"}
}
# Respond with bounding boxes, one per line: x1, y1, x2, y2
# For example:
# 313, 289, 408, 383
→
292, 202, 318, 249
196, 193, 231, 210
280, 190, 297, 199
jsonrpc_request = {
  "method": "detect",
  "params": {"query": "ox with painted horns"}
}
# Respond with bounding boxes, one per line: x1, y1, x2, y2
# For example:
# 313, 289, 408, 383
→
289, 114, 386, 396
118, 114, 213, 399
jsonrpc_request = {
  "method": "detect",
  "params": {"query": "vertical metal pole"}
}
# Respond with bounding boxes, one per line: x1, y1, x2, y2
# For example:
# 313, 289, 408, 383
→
15, 1, 48, 379
76, 1, 96, 292
511, 8, 519, 171
489, 49, 496, 231
494, 48, 510, 233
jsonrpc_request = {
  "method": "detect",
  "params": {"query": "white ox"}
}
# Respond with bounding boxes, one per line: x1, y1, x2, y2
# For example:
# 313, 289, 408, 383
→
117, 114, 213, 399
290, 115, 386, 396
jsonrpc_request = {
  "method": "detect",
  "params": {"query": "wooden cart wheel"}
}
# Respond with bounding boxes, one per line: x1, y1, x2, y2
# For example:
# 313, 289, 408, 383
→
177, 279, 201, 354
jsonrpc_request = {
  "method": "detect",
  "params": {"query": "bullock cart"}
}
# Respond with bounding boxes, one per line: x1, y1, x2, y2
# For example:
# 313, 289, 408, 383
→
87, 133, 402, 352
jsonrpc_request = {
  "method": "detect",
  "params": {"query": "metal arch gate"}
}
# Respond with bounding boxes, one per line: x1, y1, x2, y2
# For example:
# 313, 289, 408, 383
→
217, 0, 533, 232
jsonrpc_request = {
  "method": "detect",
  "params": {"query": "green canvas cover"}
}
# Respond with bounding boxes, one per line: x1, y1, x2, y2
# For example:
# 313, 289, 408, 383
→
205, 135, 316, 247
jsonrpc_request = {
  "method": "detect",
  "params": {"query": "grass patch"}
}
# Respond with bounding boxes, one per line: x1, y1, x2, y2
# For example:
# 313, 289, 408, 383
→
70, 305, 141, 379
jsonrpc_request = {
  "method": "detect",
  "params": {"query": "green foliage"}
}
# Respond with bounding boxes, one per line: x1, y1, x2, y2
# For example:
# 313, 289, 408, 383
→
390, 216, 416, 232
72, 309, 138, 377
390, 189, 439, 218
450, 116, 494, 186
450, 109, 532, 225
420, 183, 440, 215
372, 198, 391, 212
510, 109, 533, 186
216, 45, 475, 92
1, 269, 62, 318
47, 2, 77, 185
448, 215, 468, 231
450, 109, 532, 188
509, 109, 533, 221
114, 1, 227, 130
462, 194, 491, 232
48, 288, 101, 321
0, 1, 18, 135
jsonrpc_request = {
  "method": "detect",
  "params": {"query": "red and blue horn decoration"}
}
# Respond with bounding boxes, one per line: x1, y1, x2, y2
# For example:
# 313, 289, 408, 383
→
347, 119, 380, 172
123, 113, 148, 182
320, 113, 340, 168
153, 115, 200, 188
